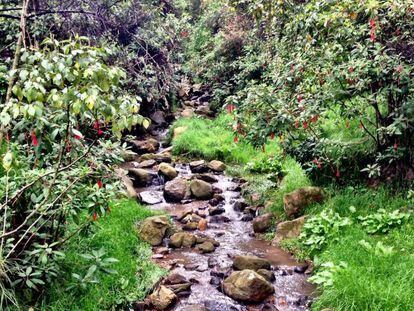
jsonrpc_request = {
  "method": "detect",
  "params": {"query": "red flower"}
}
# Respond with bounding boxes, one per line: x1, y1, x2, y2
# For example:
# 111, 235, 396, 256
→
335, 169, 340, 178
97, 180, 103, 188
226, 104, 235, 114
93, 212, 98, 221
297, 95, 303, 102
310, 115, 319, 123
180, 30, 189, 38
369, 18, 376, 28
394, 143, 398, 151
31, 131, 39, 146
270, 132, 275, 140
312, 159, 322, 169
369, 18, 376, 42
294, 120, 299, 129
74, 134, 82, 140
93, 121, 100, 129
348, 67, 354, 73
233, 136, 239, 144
302, 121, 309, 129
98, 129, 103, 136
396, 65, 403, 73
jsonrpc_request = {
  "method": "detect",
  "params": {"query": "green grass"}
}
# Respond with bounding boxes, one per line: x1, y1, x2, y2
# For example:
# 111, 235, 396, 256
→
304, 187, 414, 311
43, 199, 166, 311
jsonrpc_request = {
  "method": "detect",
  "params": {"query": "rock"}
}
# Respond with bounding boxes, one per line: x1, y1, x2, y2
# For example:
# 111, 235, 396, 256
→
176, 206, 194, 221
138, 216, 170, 246
233, 200, 248, 212
257, 269, 275, 282
190, 179, 213, 200
121, 150, 138, 162
196, 241, 215, 253
294, 265, 308, 274
164, 178, 190, 202
149, 285, 176, 310
140, 152, 172, 163
194, 173, 218, 183
155, 247, 170, 255
183, 222, 198, 231
252, 213, 273, 233
233, 255, 271, 271
139, 191, 163, 205
196, 236, 220, 247
190, 160, 208, 173
210, 215, 231, 223
115, 168, 137, 199
164, 273, 188, 285
284, 187, 324, 218
173, 126, 188, 139
166, 283, 192, 294
210, 276, 221, 286
272, 216, 306, 245
182, 213, 202, 224
209, 206, 225, 216
198, 219, 208, 231
184, 263, 199, 271
208, 160, 226, 172
128, 168, 158, 186
181, 108, 195, 118
240, 214, 253, 222
169, 232, 196, 248
158, 163, 178, 180
131, 138, 160, 154
223, 270, 274, 302
150, 111, 166, 126
138, 159, 157, 168
195, 105, 212, 116
207, 257, 218, 268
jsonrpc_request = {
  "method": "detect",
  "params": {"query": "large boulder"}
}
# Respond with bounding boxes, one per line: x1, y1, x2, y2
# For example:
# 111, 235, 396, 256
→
196, 241, 215, 253
149, 285, 176, 310
138, 216, 170, 246
193, 173, 218, 183
272, 216, 306, 245
158, 163, 178, 180
164, 178, 190, 202
131, 138, 160, 154
138, 159, 157, 168
120, 150, 138, 162
284, 186, 324, 218
208, 160, 226, 172
190, 179, 213, 200
223, 270, 275, 302
252, 213, 273, 233
169, 232, 197, 248
128, 168, 158, 186
233, 255, 271, 271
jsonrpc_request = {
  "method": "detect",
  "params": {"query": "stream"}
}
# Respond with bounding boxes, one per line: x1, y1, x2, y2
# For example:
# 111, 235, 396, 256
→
125, 128, 315, 311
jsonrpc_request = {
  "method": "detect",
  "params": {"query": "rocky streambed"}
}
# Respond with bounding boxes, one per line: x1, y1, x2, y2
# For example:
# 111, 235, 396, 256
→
120, 131, 315, 311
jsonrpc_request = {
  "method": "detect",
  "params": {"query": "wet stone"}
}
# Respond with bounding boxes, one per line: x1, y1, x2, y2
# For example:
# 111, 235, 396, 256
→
204, 300, 241, 311
233, 200, 247, 212
294, 264, 308, 274
196, 241, 215, 253
257, 269, 275, 282
241, 214, 254, 222
208, 257, 218, 268
183, 221, 198, 231
210, 276, 221, 286
184, 263, 199, 271
139, 191, 163, 205
210, 215, 231, 223
208, 206, 225, 216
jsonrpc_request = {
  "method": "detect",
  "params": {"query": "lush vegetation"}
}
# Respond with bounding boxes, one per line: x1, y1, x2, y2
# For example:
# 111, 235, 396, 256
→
1, 0, 413, 310
182, 0, 414, 184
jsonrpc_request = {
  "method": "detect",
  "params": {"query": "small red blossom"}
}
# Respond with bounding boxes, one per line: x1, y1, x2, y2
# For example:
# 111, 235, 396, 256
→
180, 30, 189, 38
302, 121, 309, 129
97, 180, 103, 188
297, 95, 303, 102
226, 104, 235, 114
270, 132, 275, 140
74, 134, 82, 140
310, 115, 319, 123
369, 18, 376, 28
394, 142, 398, 151
93, 121, 100, 129
233, 136, 239, 144
31, 131, 39, 146
294, 120, 299, 129
348, 67, 354, 73
98, 129, 103, 136
396, 65, 403, 73
312, 159, 322, 169
369, 18, 377, 42
335, 169, 341, 178
93, 212, 98, 221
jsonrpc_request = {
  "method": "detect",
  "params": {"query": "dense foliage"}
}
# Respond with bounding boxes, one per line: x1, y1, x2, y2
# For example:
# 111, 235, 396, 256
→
183, 0, 414, 184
